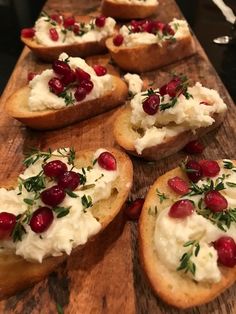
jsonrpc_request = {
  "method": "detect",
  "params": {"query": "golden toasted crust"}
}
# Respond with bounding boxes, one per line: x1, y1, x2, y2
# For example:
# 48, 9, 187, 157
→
101, 0, 158, 19
5, 76, 128, 130
139, 164, 236, 309
106, 35, 196, 73
0, 147, 133, 300
113, 105, 226, 160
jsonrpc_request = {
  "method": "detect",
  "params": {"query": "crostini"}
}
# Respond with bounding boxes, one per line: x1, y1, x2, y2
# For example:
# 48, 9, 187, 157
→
0, 146, 133, 299
139, 159, 236, 308
113, 75, 227, 160
106, 18, 196, 73
101, 0, 159, 20
21, 12, 116, 61
5, 53, 128, 130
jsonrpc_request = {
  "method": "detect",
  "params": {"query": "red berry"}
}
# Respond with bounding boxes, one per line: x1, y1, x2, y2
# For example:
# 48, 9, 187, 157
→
80, 80, 94, 93
61, 70, 76, 86
113, 34, 124, 46
41, 185, 66, 207
63, 16, 75, 28
130, 20, 142, 33
159, 84, 167, 96
52, 60, 71, 76
74, 86, 87, 101
57, 171, 80, 191
98, 152, 117, 171
183, 140, 205, 154
141, 20, 154, 33
75, 67, 91, 82
72, 24, 80, 35
155, 21, 165, 31
124, 198, 144, 220
142, 94, 160, 115
95, 16, 106, 28
204, 190, 228, 212
0, 212, 16, 239
29, 207, 54, 234
185, 160, 203, 183
48, 77, 64, 95
166, 77, 181, 97
43, 160, 67, 178
49, 28, 59, 41
93, 65, 107, 76
168, 176, 189, 195
168, 199, 194, 218
163, 24, 175, 35
50, 14, 62, 24
21, 28, 35, 38
27, 72, 37, 82
214, 236, 236, 267
199, 160, 220, 177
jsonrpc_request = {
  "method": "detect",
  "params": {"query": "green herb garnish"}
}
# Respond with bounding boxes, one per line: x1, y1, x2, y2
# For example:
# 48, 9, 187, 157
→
177, 240, 200, 276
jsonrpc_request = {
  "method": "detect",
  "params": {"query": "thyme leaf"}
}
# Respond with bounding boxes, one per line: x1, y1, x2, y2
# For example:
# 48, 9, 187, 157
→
156, 189, 169, 203
53, 206, 71, 218
177, 240, 200, 276
81, 195, 93, 212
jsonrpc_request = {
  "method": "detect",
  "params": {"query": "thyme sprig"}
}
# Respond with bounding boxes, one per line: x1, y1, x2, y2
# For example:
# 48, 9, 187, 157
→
11, 209, 32, 242
19, 170, 46, 196
223, 160, 236, 171
185, 176, 226, 197
156, 189, 169, 203
177, 240, 200, 276
81, 194, 93, 212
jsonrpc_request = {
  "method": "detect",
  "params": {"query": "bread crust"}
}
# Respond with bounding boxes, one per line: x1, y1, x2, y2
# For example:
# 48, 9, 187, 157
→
106, 35, 196, 73
139, 164, 236, 309
113, 105, 226, 160
5, 76, 128, 130
0, 147, 133, 300
101, 0, 158, 20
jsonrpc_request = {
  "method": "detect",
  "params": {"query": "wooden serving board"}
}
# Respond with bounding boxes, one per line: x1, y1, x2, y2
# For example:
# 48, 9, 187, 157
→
0, 0, 236, 313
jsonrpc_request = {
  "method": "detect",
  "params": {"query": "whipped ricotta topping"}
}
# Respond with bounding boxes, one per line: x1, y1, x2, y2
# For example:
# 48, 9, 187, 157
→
130, 82, 227, 154
28, 53, 113, 111
109, 0, 157, 5
154, 163, 236, 283
0, 148, 118, 262
119, 18, 189, 47
35, 16, 116, 47
124, 73, 143, 95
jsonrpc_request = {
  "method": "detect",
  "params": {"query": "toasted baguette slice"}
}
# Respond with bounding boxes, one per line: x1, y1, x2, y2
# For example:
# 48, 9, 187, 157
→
106, 35, 196, 73
113, 105, 226, 160
5, 76, 128, 130
101, 0, 158, 20
139, 163, 236, 309
0, 147, 133, 300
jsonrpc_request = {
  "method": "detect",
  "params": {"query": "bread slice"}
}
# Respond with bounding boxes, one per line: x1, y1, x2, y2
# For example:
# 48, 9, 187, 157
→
5, 75, 128, 130
106, 35, 196, 73
139, 163, 236, 309
101, 0, 159, 20
0, 147, 133, 300
113, 105, 226, 161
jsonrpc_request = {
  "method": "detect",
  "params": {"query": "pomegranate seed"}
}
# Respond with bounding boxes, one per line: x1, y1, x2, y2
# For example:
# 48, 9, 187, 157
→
80, 80, 94, 93
27, 72, 37, 82
29, 207, 54, 234
159, 84, 167, 96
52, 60, 71, 76
199, 160, 220, 177
0, 212, 16, 239
43, 160, 67, 178
48, 77, 64, 95
98, 152, 117, 171
183, 140, 205, 154
75, 67, 91, 82
49, 28, 59, 41
74, 86, 87, 101
95, 16, 106, 27
142, 21, 157, 33
168, 176, 189, 195
155, 21, 165, 31
61, 70, 76, 86
130, 20, 142, 33
185, 160, 203, 183
93, 65, 107, 76
163, 24, 175, 36
57, 171, 80, 191
50, 14, 62, 24
204, 190, 228, 212
63, 16, 75, 28
166, 77, 181, 97
72, 24, 80, 35
41, 185, 66, 207
168, 199, 194, 218
124, 198, 144, 220
142, 94, 160, 115
113, 34, 124, 46
214, 236, 236, 267
21, 28, 35, 38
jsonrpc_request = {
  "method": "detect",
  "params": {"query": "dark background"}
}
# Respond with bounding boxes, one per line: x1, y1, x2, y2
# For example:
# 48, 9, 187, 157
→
0, 0, 236, 102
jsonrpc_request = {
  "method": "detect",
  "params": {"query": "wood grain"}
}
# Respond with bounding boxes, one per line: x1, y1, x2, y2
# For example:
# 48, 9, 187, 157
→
0, 0, 236, 313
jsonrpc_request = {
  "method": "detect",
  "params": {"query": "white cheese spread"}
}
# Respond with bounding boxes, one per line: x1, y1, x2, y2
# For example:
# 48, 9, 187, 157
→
0, 148, 118, 262
28, 53, 113, 111
154, 164, 236, 283
124, 73, 143, 95
130, 82, 227, 154
35, 16, 116, 47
